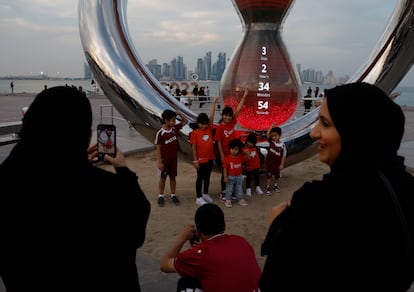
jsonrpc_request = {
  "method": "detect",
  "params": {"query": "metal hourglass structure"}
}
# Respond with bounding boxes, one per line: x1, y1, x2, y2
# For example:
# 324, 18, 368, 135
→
220, 0, 300, 131
78, 0, 414, 167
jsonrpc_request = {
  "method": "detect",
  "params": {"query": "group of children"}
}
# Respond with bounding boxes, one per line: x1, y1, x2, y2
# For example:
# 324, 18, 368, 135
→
155, 88, 286, 208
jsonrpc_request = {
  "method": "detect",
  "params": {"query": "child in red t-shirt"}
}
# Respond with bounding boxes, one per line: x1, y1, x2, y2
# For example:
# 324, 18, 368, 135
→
215, 88, 248, 200
243, 133, 264, 196
190, 97, 218, 206
222, 138, 248, 208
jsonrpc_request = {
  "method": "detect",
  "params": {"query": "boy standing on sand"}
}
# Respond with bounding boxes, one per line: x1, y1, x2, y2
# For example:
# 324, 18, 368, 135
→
155, 109, 188, 207
215, 88, 248, 201
264, 122, 286, 194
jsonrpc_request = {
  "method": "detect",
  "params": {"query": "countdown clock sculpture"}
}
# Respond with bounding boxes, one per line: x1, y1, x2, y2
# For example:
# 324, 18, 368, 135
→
78, 0, 414, 166
220, 0, 300, 131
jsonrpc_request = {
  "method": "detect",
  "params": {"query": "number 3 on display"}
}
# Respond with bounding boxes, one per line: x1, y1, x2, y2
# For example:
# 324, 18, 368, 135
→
258, 100, 269, 110
258, 82, 270, 91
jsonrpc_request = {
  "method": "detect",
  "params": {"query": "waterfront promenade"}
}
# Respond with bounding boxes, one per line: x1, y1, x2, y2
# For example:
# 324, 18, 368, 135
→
1, 93, 414, 291
1, 93, 413, 170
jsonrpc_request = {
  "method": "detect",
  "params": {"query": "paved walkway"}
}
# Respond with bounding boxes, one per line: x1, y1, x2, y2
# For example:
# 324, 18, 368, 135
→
399, 107, 414, 172
400, 140, 414, 172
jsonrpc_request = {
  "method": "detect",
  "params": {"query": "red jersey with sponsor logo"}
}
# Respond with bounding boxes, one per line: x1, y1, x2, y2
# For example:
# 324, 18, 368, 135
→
154, 123, 183, 163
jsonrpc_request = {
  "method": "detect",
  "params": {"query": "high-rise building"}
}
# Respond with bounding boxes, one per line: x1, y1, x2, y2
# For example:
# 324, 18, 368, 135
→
196, 58, 206, 80
296, 64, 302, 83
204, 51, 212, 80
147, 59, 162, 80
174, 56, 185, 81
215, 52, 226, 81
161, 63, 171, 80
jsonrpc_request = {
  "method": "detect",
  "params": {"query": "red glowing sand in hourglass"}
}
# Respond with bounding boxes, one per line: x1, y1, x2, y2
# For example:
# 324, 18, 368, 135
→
220, 0, 300, 131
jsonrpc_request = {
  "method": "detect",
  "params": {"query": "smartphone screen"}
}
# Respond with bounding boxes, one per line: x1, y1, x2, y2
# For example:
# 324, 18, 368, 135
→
97, 124, 116, 161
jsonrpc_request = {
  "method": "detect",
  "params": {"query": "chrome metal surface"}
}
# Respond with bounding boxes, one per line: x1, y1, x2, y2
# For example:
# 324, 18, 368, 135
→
78, 0, 413, 166
349, 0, 414, 93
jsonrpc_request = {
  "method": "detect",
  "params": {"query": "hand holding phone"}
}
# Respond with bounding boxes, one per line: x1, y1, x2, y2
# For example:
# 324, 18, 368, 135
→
97, 124, 116, 161
190, 230, 200, 245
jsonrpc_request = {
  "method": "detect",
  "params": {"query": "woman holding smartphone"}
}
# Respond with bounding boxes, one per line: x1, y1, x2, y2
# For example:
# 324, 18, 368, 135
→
0, 86, 151, 292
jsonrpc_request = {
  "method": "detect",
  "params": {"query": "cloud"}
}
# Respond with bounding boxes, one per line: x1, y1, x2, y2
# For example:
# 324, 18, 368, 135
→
0, 0, 412, 85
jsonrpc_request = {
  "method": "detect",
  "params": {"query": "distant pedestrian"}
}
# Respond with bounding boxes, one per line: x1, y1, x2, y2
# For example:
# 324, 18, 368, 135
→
303, 87, 313, 115
164, 83, 171, 94
10, 81, 14, 95
204, 86, 210, 98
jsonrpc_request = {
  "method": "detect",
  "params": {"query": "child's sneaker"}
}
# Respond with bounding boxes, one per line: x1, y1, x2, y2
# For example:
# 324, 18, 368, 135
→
171, 195, 180, 205
219, 192, 226, 202
196, 197, 208, 206
202, 194, 213, 203
245, 188, 252, 197
238, 199, 248, 206
224, 200, 232, 208
157, 196, 165, 207
255, 186, 264, 195
273, 184, 280, 193
265, 186, 271, 195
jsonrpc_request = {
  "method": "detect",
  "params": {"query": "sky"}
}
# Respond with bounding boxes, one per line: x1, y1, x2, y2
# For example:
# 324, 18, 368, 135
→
0, 0, 413, 86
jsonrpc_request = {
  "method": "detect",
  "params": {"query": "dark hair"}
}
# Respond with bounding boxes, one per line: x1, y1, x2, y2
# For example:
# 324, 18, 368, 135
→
20, 86, 92, 152
228, 138, 244, 152
245, 132, 257, 145
161, 109, 176, 124
197, 112, 209, 124
222, 105, 234, 117
195, 204, 225, 236
270, 127, 282, 136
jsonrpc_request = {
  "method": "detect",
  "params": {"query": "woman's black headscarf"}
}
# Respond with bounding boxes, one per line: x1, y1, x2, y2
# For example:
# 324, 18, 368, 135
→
2, 86, 93, 166
325, 82, 405, 169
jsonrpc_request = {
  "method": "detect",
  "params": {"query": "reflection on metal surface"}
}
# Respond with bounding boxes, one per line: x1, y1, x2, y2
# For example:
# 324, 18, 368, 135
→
220, 0, 300, 130
78, 0, 413, 167
349, 0, 414, 93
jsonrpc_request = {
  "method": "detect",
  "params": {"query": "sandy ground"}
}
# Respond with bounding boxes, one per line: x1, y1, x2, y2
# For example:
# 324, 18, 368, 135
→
107, 148, 413, 269
1, 92, 413, 269
98, 151, 329, 268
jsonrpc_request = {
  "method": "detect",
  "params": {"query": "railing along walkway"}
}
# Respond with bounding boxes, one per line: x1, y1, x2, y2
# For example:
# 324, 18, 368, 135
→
0, 121, 22, 146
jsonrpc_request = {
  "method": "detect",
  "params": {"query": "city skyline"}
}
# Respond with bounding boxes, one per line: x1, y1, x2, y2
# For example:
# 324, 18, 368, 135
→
1, 1, 412, 85
0, 53, 349, 87
145, 52, 350, 85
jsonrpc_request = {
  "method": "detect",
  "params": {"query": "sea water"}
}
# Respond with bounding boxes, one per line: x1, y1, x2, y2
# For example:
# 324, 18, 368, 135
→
1, 79, 413, 107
